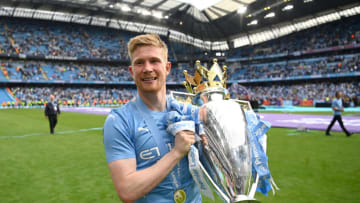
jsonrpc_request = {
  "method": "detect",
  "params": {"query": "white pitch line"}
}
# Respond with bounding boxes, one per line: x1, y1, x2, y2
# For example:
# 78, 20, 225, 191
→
0, 127, 103, 139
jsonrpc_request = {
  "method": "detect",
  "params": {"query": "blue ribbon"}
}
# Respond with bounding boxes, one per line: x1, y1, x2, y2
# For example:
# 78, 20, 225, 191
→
244, 111, 273, 196
168, 97, 202, 135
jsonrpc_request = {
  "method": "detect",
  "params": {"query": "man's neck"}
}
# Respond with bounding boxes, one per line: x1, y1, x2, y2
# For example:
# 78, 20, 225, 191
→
138, 90, 167, 112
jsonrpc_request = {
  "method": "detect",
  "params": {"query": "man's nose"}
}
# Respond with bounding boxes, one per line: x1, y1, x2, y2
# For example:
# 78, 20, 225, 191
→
143, 61, 153, 72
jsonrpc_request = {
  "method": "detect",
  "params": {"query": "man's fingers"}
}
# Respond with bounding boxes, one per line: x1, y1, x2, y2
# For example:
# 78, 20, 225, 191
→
200, 135, 209, 146
181, 131, 195, 144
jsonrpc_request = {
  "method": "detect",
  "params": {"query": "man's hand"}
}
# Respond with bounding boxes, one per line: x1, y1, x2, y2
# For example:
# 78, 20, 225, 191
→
199, 106, 207, 124
173, 130, 195, 158
200, 134, 208, 146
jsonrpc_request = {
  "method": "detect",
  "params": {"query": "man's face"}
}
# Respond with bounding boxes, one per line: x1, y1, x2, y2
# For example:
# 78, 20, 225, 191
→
129, 45, 171, 94
337, 92, 342, 99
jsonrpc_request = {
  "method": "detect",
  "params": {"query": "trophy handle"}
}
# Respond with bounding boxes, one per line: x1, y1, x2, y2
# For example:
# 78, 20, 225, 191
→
198, 160, 231, 203
169, 91, 195, 100
233, 99, 253, 112
248, 175, 259, 198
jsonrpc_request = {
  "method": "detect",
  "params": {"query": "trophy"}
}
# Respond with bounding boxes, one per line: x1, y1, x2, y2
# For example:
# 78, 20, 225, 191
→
171, 59, 274, 202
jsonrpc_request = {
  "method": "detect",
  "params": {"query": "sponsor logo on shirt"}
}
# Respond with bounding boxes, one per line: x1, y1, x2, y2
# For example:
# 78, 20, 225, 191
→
140, 147, 160, 160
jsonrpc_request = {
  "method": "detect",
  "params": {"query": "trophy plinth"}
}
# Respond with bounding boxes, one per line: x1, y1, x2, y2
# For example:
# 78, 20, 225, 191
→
233, 194, 258, 202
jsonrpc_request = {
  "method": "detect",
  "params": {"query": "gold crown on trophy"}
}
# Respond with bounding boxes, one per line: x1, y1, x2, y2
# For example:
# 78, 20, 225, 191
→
183, 59, 228, 94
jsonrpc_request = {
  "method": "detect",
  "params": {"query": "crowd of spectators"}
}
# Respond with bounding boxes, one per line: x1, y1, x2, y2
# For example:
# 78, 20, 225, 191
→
0, 14, 359, 63
4, 81, 359, 108
1, 53, 359, 83
0, 59, 133, 82
0, 59, 188, 82
0, 18, 180, 61
10, 87, 136, 107
229, 82, 360, 107
0, 18, 130, 60
227, 54, 360, 80
228, 15, 360, 59
0, 15, 359, 108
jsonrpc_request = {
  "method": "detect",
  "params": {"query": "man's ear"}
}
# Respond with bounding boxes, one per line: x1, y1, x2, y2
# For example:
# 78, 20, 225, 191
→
129, 65, 134, 79
166, 62, 171, 76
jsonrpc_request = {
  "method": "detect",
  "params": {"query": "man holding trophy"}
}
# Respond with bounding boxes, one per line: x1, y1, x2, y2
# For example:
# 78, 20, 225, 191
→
103, 33, 276, 203
103, 34, 203, 203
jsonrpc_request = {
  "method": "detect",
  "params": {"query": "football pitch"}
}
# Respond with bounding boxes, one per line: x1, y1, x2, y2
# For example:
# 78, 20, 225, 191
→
0, 109, 359, 203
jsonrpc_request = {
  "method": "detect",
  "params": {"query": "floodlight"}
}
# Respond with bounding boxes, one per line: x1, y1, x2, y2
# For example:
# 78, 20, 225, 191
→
141, 9, 151, 16
247, 20, 258, 26
152, 11, 163, 19
237, 6, 247, 14
282, 5, 294, 11
121, 5, 131, 12
264, 12, 275, 18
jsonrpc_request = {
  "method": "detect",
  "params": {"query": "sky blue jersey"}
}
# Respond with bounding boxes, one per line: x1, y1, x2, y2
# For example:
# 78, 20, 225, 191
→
103, 94, 201, 203
332, 98, 343, 116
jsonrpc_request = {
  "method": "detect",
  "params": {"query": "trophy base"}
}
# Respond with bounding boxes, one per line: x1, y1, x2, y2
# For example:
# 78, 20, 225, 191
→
232, 195, 259, 203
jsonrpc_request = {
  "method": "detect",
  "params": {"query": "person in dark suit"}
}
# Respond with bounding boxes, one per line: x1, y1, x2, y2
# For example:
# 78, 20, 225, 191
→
45, 95, 60, 134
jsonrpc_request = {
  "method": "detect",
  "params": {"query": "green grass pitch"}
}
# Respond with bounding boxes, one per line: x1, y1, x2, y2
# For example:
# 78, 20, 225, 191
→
0, 109, 359, 203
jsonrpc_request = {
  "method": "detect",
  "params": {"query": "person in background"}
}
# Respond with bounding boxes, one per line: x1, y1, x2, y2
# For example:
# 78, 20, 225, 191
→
325, 91, 352, 137
45, 94, 60, 134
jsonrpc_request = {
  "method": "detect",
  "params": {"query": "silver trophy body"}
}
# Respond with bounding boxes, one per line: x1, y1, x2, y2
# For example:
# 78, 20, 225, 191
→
171, 87, 260, 203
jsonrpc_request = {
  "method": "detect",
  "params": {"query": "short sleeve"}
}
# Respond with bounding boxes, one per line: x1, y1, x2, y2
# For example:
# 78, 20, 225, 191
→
103, 111, 136, 163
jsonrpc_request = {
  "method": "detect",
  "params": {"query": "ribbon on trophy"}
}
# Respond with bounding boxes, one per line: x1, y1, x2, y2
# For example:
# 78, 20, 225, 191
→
244, 111, 279, 196
166, 98, 215, 200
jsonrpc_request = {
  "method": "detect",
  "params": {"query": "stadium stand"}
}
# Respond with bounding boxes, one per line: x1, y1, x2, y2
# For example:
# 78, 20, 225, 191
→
9, 87, 135, 108
1, 18, 125, 60
0, 14, 359, 109
227, 53, 360, 81
227, 15, 360, 61
229, 82, 360, 107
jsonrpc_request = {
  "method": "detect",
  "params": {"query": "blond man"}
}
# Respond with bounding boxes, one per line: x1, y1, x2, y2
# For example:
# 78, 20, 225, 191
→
103, 34, 202, 203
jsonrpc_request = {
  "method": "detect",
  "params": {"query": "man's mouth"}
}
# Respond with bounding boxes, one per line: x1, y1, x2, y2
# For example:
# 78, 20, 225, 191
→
142, 77, 157, 81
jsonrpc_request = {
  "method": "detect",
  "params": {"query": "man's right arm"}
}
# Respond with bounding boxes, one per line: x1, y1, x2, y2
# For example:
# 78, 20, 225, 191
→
108, 136, 188, 202
104, 113, 195, 202
45, 103, 49, 117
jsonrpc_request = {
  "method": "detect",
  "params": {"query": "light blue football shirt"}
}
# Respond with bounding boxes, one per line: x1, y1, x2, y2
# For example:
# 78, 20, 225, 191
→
103, 94, 202, 203
332, 98, 342, 116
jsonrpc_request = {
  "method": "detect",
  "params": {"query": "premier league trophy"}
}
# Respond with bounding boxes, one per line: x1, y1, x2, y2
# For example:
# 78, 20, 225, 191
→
170, 59, 277, 203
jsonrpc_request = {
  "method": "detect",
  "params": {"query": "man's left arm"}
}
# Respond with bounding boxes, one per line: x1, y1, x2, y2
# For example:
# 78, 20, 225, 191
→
45, 103, 49, 118
57, 104, 61, 115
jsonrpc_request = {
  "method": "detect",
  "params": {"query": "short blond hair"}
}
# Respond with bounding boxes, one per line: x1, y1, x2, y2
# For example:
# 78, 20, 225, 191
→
127, 34, 168, 62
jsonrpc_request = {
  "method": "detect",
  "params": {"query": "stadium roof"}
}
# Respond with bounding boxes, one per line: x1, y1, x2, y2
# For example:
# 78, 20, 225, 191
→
1, 0, 360, 50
